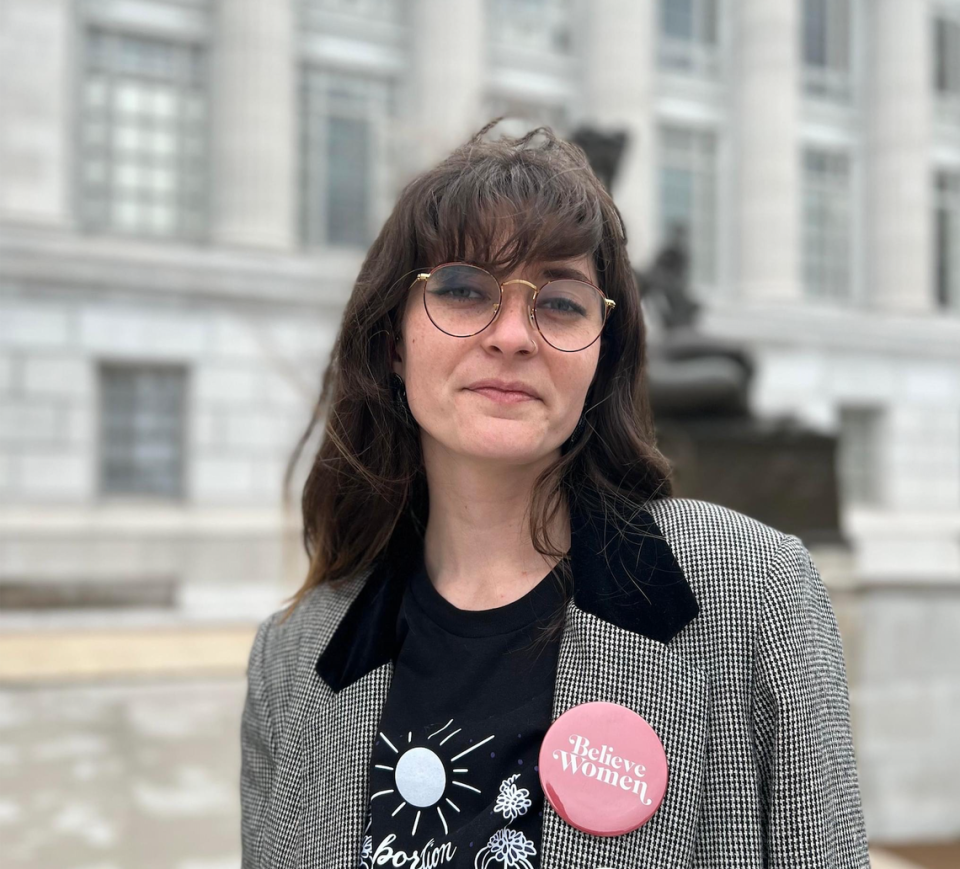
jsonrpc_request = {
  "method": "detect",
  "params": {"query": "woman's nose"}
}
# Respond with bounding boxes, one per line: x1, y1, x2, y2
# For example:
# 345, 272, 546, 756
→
486, 281, 538, 347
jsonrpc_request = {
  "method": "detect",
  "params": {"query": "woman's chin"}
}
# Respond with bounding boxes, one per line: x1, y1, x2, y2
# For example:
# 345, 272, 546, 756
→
457, 435, 558, 465
422, 422, 559, 464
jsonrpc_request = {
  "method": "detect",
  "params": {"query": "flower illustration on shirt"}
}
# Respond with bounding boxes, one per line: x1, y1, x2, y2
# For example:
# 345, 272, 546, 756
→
493, 773, 531, 821
358, 834, 373, 868
358, 810, 373, 868
474, 827, 537, 869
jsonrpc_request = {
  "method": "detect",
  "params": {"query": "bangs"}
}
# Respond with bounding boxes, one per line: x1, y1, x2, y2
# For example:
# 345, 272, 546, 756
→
411, 141, 607, 278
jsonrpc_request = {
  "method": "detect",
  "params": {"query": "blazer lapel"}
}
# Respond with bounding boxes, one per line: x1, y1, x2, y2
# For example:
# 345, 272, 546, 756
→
274, 513, 419, 869
301, 661, 394, 869
540, 601, 710, 868
257, 569, 373, 869
534, 497, 707, 868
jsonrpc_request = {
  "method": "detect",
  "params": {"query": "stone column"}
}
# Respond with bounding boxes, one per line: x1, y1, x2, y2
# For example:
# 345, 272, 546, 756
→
210, 0, 294, 249
410, 0, 485, 169
864, 0, 933, 312
733, 0, 801, 302
582, 0, 657, 266
0, 0, 71, 227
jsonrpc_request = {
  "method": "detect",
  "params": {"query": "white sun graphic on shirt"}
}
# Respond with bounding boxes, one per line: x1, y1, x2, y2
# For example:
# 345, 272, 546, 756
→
371, 718, 495, 836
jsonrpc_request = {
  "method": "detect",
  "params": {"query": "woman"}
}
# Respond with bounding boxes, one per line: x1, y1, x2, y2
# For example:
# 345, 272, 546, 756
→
240, 119, 870, 869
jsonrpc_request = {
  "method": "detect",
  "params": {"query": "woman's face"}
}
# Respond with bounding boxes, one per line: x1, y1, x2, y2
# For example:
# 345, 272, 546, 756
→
392, 254, 602, 467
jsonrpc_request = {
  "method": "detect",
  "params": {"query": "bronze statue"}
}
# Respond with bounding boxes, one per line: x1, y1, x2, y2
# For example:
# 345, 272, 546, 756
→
570, 123, 841, 542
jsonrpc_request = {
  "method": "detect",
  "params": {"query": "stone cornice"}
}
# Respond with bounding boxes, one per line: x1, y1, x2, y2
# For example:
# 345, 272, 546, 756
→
0, 223, 363, 309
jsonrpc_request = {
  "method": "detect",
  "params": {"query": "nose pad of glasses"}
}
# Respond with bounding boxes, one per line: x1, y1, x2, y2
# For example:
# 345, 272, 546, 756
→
490, 301, 537, 326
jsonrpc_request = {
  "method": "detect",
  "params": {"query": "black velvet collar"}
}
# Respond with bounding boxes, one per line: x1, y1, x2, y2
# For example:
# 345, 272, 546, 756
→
316, 495, 699, 694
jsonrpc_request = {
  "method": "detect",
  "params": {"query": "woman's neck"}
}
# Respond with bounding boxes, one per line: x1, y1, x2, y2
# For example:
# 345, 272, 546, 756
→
420, 452, 570, 611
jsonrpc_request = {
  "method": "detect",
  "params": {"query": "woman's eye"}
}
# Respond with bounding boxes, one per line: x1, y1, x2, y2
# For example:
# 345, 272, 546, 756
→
435, 286, 476, 298
540, 298, 587, 316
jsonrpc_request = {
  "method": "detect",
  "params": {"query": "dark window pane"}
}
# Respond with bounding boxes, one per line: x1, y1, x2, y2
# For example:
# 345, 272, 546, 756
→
662, 0, 694, 40
802, 148, 851, 300
935, 172, 960, 310
99, 366, 186, 498
804, 0, 828, 67
935, 17, 960, 95
659, 126, 717, 287
702, 0, 718, 45
832, 0, 851, 72
838, 407, 882, 506
326, 114, 371, 246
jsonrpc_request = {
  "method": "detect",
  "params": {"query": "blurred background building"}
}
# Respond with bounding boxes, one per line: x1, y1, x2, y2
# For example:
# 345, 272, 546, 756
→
1, 0, 958, 864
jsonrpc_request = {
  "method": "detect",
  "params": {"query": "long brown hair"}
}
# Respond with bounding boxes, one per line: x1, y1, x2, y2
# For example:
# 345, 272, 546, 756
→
279, 117, 672, 628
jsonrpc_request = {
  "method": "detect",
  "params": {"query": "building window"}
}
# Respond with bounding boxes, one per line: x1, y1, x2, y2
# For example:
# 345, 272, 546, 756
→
99, 364, 187, 499
658, 125, 718, 289
488, 0, 574, 54
838, 406, 883, 507
802, 148, 852, 301
78, 29, 208, 240
933, 10, 960, 126
935, 170, 960, 311
300, 69, 394, 249
802, 0, 852, 102
658, 0, 719, 78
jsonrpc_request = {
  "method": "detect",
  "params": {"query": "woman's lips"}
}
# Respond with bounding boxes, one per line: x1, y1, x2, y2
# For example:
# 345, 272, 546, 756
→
467, 387, 538, 404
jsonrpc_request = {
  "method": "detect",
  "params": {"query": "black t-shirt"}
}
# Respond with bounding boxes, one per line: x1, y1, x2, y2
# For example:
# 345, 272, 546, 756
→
357, 553, 567, 869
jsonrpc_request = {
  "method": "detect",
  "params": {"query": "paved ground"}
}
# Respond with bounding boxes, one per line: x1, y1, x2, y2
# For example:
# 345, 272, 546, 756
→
0, 674, 247, 869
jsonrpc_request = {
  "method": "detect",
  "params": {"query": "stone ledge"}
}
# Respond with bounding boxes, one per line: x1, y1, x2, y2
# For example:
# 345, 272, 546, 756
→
0, 625, 257, 684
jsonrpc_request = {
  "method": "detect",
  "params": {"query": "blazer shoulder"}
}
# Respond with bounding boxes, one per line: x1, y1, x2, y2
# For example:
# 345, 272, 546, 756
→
644, 496, 791, 554
643, 496, 799, 608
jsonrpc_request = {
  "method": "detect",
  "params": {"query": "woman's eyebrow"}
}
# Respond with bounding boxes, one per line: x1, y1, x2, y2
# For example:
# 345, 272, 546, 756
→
538, 265, 594, 284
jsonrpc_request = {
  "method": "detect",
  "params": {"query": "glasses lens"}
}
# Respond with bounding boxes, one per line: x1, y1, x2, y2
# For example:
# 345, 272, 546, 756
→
535, 281, 607, 351
423, 264, 500, 337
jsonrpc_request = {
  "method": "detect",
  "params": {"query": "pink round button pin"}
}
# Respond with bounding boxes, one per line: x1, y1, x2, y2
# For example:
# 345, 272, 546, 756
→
538, 701, 668, 837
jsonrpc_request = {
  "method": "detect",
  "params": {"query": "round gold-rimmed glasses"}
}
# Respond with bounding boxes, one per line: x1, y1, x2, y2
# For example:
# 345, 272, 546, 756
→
412, 261, 616, 353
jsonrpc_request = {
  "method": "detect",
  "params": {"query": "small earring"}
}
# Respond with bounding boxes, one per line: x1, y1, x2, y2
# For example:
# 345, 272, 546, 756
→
564, 411, 587, 448
391, 373, 414, 426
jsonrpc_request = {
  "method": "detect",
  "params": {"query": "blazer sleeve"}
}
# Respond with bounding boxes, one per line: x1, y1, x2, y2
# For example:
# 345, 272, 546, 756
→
752, 534, 870, 868
240, 613, 278, 869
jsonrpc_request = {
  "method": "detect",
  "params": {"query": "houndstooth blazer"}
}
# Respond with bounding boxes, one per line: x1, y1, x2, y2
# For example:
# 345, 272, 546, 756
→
240, 496, 871, 868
